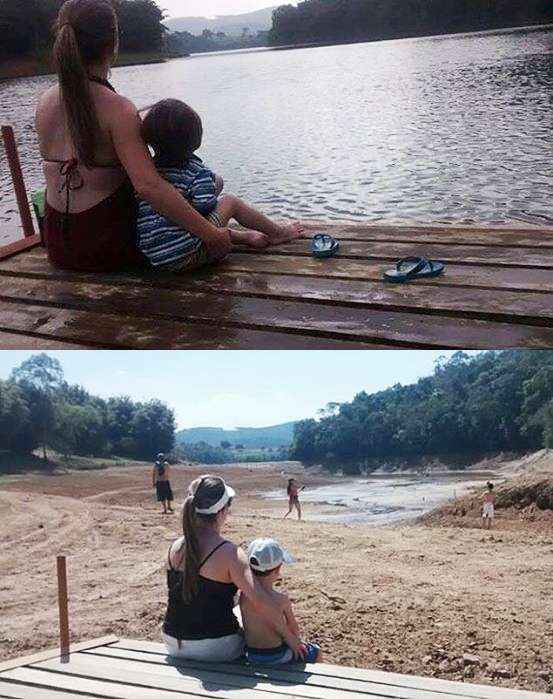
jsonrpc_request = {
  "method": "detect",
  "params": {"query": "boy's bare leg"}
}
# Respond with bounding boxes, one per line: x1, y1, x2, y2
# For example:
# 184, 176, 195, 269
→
216, 194, 304, 247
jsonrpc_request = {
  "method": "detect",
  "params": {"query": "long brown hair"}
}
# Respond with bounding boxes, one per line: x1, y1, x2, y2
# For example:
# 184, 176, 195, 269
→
181, 475, 230, 602
52, 0, 118, 168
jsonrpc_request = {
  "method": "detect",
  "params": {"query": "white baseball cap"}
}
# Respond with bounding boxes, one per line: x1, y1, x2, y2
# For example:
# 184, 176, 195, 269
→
247, 538, 295, 572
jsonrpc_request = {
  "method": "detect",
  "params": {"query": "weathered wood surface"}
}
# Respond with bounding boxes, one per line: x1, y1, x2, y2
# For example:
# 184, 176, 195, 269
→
0, 224, 552, 349
0, 637, 548, 699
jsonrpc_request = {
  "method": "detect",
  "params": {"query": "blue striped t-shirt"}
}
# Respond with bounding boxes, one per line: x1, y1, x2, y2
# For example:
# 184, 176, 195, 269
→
137, 155, 218, 268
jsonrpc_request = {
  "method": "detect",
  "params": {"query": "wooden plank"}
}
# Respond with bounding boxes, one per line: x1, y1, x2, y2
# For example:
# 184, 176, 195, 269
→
1, 277, 553, 348
222, 255, 553, 293
18, 658, 298, 699
0, 636, 118, 674
5, 248, 553, 294
0, 236, 41, 262
2, 266, 553, 327
298, 223, 553, 248
80, 647, 485, 699
246, 240, 553, 269
105, 641, 549, 699
0, 301, 385, 349
0, 331, 91, 348
2, 668, 208, 699
0, 681, 102, 698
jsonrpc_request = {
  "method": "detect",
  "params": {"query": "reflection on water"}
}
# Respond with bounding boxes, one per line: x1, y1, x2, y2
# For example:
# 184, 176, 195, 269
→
1, 26, 552, 243
264, 471, 494, 524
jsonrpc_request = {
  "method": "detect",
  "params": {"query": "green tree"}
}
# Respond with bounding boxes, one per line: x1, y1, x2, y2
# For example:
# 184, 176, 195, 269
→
11, 354, 64, 460
0, 380, 33, 454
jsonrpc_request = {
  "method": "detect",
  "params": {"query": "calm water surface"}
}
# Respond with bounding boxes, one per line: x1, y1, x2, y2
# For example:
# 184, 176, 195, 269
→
1, 26, 552, 244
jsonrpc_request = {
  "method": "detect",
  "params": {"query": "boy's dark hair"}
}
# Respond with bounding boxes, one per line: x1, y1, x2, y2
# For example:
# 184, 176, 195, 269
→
487, 481, 494, 490
141, 99, 203, 165
251, 564, 281, 577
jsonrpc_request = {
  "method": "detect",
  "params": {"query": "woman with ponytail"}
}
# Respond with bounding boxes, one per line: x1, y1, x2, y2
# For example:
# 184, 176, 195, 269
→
36, 0, 232, 273
163, 475, 306, 661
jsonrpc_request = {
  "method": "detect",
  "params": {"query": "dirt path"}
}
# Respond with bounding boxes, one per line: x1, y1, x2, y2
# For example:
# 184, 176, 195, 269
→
1, 462, 552, 694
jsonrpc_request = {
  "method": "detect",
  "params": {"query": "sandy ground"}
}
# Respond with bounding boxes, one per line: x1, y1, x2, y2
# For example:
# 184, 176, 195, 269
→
1, 460, 552, 694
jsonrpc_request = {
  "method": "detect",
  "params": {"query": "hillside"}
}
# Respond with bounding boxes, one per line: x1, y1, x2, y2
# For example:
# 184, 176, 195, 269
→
164, 6, 277, 36
176, 422, 296, 449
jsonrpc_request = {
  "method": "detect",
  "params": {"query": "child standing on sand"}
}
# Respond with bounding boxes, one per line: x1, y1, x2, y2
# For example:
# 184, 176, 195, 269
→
240, 538, 322, 665
482, 481, 495, 529
284, 479, 305, 520
138, 99, 304, 272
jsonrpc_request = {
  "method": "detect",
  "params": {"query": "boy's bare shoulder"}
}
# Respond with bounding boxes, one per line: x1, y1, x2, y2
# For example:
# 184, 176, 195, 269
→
273, 588, 292, 609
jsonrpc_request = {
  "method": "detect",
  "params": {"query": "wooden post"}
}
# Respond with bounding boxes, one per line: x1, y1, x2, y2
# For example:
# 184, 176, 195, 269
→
1, 125, 36, 238
57, 556, 70, 660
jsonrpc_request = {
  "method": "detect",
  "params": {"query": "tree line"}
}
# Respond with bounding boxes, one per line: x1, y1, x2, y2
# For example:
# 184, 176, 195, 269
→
0, 0, 165, 61
176, 441, 290, 465
0, 354, 175, 463
269, 0, 553, 46
291, 351, 553, 474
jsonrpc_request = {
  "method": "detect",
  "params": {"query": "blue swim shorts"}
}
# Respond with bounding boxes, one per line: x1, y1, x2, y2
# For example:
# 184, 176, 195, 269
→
246, 642, 320, 665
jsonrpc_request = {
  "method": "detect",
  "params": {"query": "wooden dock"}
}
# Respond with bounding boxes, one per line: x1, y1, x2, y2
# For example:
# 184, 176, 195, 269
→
0, 636, 549, 699
1, 223, 553, 349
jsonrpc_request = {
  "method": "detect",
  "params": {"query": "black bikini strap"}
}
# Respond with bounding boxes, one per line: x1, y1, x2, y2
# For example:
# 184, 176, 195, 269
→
88, 75, 117, 93
199, 541, 229, 569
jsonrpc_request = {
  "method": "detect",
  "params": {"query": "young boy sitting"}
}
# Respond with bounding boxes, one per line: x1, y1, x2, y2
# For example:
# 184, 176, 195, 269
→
241, 538, 322, 665
138, 99, 304, 272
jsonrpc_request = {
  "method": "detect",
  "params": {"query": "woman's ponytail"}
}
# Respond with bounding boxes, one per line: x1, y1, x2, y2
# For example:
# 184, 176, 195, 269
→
182, 494, 201, 602
52, 1, 117, 168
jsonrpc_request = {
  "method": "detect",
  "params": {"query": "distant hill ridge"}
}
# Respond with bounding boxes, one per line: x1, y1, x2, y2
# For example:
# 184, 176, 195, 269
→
176, 422, 296, 449
163, 6, 277, 36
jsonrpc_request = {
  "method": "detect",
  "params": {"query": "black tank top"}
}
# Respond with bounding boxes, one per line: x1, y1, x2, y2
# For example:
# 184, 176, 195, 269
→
163, 540, 239, 641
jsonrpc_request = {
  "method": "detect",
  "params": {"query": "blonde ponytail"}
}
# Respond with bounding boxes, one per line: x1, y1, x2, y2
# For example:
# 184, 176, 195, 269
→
182, 495, 201, 602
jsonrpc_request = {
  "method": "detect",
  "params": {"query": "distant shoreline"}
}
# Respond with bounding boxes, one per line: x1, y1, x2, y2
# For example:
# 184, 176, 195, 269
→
2, 21, 550, 81
0, 52, 167, 81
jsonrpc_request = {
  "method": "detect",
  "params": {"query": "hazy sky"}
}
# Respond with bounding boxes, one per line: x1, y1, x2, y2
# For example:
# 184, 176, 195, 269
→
158, 0, 291, 19
0, 351, 479, 430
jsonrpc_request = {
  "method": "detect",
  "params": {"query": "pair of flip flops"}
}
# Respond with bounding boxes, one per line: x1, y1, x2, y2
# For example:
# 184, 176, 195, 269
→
311, 234, 340, 258
310, 236, 445, 284
384, 256, 445, 283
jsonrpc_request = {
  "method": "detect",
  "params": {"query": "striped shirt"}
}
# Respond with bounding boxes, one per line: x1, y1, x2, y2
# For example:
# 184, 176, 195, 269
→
137, 155, 218, 268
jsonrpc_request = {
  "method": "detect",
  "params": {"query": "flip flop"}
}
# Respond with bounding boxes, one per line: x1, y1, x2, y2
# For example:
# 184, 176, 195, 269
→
384, 256, 445, 283
311, 234, 340, 258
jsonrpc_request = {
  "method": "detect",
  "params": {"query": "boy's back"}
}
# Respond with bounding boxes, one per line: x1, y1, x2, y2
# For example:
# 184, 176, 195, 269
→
240, 587, 288, 649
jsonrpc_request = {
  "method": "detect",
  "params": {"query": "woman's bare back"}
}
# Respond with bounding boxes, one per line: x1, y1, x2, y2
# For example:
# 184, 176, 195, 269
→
36, 81, 127, 213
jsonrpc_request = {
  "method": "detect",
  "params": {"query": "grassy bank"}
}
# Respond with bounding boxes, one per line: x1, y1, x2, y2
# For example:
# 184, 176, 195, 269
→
0, 52, 166, 81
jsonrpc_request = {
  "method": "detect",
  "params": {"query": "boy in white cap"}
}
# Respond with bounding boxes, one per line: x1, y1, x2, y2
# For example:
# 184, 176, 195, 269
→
240, 538, 322, 665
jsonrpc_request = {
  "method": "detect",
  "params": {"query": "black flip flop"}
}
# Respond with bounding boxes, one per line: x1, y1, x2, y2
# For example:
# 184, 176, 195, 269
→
384, 256, 445, 283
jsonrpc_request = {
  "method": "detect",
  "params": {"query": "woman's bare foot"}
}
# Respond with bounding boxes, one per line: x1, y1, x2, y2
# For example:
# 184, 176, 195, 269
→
230, 229, 270, 249
270, 222, 305, 246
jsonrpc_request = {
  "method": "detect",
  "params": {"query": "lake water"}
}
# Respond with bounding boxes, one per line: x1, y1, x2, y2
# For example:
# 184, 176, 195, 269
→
263, 471, 493, 524
1, 25, 552, 245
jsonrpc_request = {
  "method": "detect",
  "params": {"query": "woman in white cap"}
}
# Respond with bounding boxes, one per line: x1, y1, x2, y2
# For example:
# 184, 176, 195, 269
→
162, 475, 305, 661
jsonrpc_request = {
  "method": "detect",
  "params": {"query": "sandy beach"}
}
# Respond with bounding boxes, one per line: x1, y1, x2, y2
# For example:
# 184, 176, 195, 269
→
1, 458, 552, 694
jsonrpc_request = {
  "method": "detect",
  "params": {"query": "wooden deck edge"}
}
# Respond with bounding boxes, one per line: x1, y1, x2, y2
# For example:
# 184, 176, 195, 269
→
0, 236, 41, 262
294, 221, 553, 233
0, 636, 119, 674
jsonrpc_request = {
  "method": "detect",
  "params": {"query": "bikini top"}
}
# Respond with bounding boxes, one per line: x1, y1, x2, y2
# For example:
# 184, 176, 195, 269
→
42, 76, 124, 240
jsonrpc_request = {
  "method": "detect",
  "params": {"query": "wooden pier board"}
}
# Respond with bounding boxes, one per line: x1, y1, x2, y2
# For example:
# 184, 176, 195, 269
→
1, 223, 553, 349
0, 636, 549, 699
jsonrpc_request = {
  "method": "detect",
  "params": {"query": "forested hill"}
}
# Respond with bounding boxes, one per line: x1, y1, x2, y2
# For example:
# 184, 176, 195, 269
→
0, 0, 165, 63
270, 0, 553, 46
176, 422, 296, 449
291, 351, 553, 474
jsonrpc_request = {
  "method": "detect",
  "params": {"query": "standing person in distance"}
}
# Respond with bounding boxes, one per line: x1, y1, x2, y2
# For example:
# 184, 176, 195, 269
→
153, 453, 174, 515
